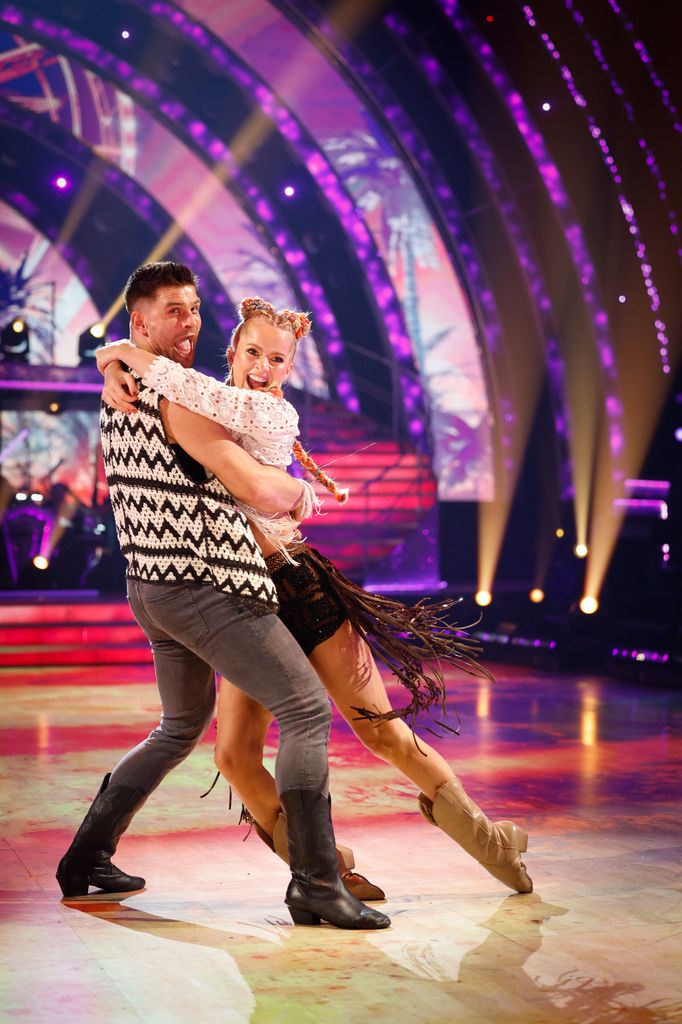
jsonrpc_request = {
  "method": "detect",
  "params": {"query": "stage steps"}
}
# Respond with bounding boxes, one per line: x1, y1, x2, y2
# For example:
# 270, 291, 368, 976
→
295, 398, 436, 572
0, 601, 151, 667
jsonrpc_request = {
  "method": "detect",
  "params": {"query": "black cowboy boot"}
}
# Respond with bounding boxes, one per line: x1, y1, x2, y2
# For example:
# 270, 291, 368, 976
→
56, 774, 147, 899
279, 789, 390, 930
260, 811, 385, 900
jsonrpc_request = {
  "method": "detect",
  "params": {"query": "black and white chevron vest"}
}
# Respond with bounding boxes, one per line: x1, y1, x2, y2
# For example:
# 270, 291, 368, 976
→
101, 383, 278, 608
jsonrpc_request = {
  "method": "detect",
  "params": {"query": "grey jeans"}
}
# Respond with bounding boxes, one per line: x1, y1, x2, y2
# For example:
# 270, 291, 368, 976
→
110, 580, 332, 798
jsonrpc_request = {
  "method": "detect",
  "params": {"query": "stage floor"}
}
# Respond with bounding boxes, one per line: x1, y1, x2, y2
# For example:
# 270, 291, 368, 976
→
1, 660, 681, 1023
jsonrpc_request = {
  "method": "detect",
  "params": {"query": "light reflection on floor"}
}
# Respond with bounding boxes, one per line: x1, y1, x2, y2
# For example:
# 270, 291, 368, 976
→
1, 661, 681, 1022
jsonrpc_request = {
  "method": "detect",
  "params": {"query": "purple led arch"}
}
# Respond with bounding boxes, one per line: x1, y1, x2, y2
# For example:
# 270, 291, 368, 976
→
0, 2, 360, 411
521, 3, 672, 375
605, 0, 681, 135
0, 96, 233, 337
285, 4, 499, 466
0, 184, 94, 290
383, 11, 574, 496
146, 1, 419, 403
437, 0, 627, 484
562, 0, 680, 252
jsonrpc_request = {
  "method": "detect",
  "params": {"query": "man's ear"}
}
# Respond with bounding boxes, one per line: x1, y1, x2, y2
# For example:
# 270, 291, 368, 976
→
130, 309, 147, 337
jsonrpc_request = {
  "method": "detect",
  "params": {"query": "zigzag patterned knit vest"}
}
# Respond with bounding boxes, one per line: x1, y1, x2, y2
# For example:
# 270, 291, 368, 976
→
101, 384, 278, 608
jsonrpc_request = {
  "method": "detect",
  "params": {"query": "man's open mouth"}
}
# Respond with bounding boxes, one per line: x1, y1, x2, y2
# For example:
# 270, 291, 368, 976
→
173, 338, 194, 358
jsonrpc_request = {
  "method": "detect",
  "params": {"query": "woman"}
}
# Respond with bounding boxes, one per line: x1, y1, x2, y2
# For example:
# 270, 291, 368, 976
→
99, 298, 532, 896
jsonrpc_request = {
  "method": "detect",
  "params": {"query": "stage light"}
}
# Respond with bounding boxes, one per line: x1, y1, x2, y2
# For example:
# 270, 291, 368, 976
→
618, 294, 627, 303
121, 29, 130, 39
486, 14, 494, 22
675, 428, 682, 442
579, 595, 598, 614
529, 588, 545, 603
611, 647, 669, 664
54, 175, 69, 190
32, 555, 49, 570
475, 590, 492, 607
15, 492, 27, 502
78, 323, 108, 365
556, 527, 565, 538
283, 185, 296, 198
49, 402, 60, 413
30, 493, 44, 504
574, 543, 588, 558
1, 317, 29, 361
542, 102, 551, 111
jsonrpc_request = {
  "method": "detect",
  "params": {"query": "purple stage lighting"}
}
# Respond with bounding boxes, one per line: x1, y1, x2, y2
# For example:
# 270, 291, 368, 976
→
283, 184, 295, 198
54, 175, 69, 190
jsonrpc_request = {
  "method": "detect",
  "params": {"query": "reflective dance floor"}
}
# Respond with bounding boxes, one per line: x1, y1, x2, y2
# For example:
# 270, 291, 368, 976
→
1, 659, 681, 1023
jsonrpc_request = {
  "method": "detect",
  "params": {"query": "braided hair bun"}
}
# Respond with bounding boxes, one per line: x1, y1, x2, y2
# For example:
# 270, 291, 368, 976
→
239, 296, 276, 321
238, 297, 312, 340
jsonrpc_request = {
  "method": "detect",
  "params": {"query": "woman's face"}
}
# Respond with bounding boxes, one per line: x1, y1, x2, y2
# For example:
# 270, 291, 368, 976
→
229, 318, 296, 392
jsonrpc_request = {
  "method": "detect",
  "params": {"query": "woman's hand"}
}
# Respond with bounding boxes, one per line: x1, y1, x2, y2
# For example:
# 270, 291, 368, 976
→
102, 363, 139, 414
95, 340, 136, 375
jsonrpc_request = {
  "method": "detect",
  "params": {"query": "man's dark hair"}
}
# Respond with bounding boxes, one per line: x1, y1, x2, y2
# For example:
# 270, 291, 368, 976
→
124, 262, 199, 313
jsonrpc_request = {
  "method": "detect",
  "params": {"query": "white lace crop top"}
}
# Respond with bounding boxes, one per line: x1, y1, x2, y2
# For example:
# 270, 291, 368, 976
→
141, 355, 319, 558
142, 356, 299, 469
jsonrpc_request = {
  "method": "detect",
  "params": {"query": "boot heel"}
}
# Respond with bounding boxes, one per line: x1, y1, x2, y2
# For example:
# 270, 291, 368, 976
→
336, 844, 355, 872
498, 821, 529, 854
289, 907, 321, 926
57, 874, 90, 898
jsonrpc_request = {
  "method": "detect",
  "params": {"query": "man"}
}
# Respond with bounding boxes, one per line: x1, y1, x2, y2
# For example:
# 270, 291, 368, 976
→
56, 262, 388, 930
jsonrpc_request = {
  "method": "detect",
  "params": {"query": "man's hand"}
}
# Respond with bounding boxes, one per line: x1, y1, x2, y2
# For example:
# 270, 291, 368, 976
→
102, 363, 139, 414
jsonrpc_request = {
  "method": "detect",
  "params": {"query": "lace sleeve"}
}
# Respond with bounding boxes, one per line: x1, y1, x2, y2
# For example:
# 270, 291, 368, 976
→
142, 356, 299, 468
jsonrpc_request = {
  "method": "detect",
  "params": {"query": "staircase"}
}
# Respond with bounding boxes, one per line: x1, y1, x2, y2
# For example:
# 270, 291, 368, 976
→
295, 398, 437, 573
0, 600, 150, 667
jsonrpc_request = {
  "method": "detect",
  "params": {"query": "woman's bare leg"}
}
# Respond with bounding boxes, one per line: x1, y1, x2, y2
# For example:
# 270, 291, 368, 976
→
216, 619, 529, 892
213, 680, 280, 836
214, 669, 385, 896
310, 622, 454, 801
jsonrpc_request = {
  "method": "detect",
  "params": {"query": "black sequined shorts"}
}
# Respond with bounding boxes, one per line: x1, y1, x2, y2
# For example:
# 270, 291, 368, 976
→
265, 545, 347, 656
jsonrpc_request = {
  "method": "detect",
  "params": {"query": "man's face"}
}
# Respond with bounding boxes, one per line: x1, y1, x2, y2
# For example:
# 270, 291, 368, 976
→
130, 284, 201, 367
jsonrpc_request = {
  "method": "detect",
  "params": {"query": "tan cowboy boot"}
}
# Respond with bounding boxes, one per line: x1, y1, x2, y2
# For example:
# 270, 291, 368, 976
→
260, 812, 385, 901
418, 778, 532, 893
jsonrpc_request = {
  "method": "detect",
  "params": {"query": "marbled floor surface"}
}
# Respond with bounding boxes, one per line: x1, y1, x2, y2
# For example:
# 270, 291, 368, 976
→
1, 661, 680, 1023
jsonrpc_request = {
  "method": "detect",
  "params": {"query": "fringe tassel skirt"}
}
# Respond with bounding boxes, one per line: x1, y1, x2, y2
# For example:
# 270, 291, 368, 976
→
265, 544, 491, 733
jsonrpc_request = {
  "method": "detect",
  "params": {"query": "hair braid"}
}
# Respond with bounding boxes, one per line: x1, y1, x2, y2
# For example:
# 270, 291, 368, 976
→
292, 440, 349, 503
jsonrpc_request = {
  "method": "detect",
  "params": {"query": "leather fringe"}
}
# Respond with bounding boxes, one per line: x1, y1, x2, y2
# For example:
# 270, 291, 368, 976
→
303, 546, 493, 733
